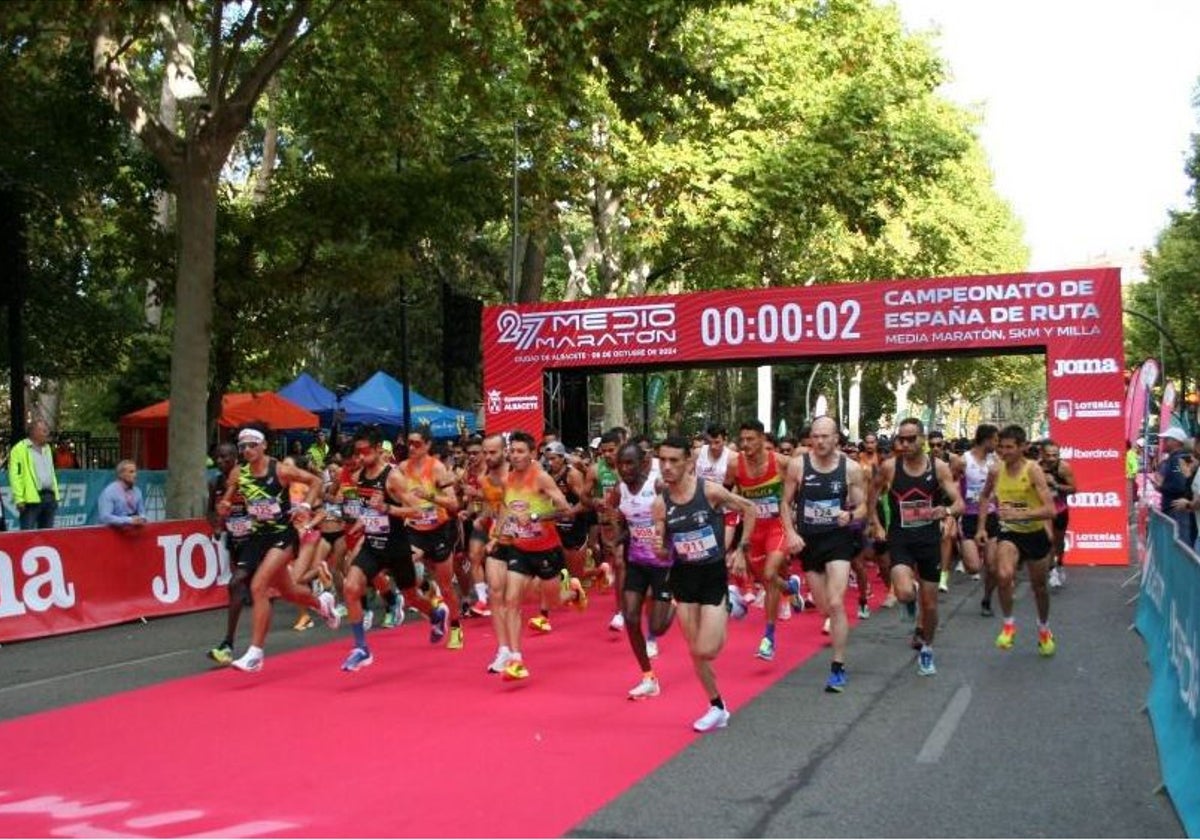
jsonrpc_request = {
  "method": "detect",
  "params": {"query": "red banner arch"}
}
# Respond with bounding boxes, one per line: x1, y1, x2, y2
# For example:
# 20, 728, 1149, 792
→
484, 268, 1127, 565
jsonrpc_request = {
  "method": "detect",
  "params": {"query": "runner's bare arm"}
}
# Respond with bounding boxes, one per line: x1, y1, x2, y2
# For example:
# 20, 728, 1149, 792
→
779, 457, 805, 553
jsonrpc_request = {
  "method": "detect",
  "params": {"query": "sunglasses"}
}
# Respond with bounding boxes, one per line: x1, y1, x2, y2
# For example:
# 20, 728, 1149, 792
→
237, 442, 262, 451
895, 434, 919, 444
407, 438, 425, 447
354, 444, 373, 454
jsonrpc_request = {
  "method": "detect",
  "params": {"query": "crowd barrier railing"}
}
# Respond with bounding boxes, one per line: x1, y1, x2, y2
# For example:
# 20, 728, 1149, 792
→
0, 520, 228, 643
1136, 508, 1200, 837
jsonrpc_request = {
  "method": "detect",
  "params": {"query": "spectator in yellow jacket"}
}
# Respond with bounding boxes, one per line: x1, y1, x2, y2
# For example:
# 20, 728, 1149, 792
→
7, 419, 60, 530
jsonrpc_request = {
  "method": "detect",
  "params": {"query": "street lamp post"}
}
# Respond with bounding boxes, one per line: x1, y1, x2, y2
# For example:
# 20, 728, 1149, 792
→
1124, 306, 1189, 420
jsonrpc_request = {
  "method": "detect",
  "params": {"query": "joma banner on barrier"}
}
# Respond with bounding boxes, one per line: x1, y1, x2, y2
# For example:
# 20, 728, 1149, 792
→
484, 268, 1127, 564
0, 520, 229, 643
0, 470, 169, 530
1136, 510, 1200, 836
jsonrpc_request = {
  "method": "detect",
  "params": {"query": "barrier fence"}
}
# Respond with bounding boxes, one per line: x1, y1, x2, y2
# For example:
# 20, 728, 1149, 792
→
0, 519, 228, 643
1136, 508, 1200, 837
1, 470, 169, 530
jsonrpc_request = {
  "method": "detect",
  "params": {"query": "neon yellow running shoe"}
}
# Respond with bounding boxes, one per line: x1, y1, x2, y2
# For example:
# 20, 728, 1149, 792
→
995, 624, 1016, 650
1037, 628, 1056, 657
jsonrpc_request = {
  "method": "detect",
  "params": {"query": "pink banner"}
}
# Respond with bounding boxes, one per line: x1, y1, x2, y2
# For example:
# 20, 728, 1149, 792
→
1160, 381, 1177, 436
0, 520, 228, 643
1124, 362, 1145, 445
485, 268, 1129, 565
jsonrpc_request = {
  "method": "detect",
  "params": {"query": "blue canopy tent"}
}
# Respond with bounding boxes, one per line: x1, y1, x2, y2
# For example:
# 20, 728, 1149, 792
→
344, 371, 477, 438
277, 372, 394, 427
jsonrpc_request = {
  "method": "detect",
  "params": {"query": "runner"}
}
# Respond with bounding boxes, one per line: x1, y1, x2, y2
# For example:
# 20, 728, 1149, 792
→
338, 427, 426, 671
205, 442, 251, 665
655, 436, 757, 731
725, 420, 798, 662
959, 424, 1000, 615
493, 431, 579, 681
464, 434, 515, 673
694, 424, 737, 554
1038, 440, 1076, 589
221, 426, 340, 673
928, 430, 962, 594
603, 442, 675, 699
975, 424, 1059, 657
458, 436, 493, 616
585, 431, 623, 630
869, 418, 963, 677
780, 416, 868, 692
545, 441, 590, 601
399, 426, 463, 649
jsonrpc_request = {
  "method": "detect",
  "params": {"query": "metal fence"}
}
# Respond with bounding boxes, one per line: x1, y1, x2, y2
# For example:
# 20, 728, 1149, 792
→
0, 430, 121, 470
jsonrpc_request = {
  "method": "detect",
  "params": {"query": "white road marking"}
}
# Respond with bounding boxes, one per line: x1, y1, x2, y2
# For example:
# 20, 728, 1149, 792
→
916, 684, 973, 763
0, 650, 196, 695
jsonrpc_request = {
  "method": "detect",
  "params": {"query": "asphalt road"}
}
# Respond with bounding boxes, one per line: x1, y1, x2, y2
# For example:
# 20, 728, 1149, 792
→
0, 562, 1184, 838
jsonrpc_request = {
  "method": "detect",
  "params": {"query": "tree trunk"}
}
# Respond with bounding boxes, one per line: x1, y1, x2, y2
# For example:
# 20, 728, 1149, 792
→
603, 373, 624, 432
165, 168, 218, 518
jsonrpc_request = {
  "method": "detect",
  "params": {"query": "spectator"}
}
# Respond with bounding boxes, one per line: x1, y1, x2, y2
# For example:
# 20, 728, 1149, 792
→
1158, 427, 1194, 543
7, 418, 60, 530
97, 460, 147, 527
54, 438, 79, 470
307, 430, 330, 470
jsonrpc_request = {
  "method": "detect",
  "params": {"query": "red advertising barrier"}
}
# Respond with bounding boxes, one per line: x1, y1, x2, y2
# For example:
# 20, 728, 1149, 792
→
0, 520, 229, 643
484, 268, 1128, 565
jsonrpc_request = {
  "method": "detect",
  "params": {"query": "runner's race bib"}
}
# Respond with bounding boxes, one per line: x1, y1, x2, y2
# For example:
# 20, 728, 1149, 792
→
247, 498, 282, 522
899, 499, 933, 529
225, 516, 253, 538
671, 526, 719, 562
753, 498, 780, 519
803, 498, 840, 527
360, 512, 390, 535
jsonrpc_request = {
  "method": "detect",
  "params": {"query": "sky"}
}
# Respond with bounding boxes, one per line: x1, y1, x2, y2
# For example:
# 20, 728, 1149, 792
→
894, 1, 1200, 271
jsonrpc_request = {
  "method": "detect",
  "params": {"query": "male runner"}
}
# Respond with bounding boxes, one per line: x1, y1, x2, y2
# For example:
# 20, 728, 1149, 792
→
694, 423, 737, 554
781, 416, 868, 692
959, 424, 1000, 614
585, 431, 623, 630
1039, 440, 1076, 589
222, 426, 340, 673
975, 424, 1058, 656
206, 442, 251, 665
725, 419, 797, 661
869, 418, 963, 677
655, 436, 757, 731
928, 429, 962, 593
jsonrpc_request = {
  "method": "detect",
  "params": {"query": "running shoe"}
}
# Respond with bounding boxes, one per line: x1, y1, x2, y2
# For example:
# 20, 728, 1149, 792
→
646, 638, 659, 659
910, 630, 925, 650
825, 669, 847, 693
558, 568, 572, 601
598, 561, 614, 591
628, 676, 661, 700
980, 599, 994, 617
207, 643, 233, 666
756, 637, 775, 661
469, 598, 492, 617
502, 658, 529, 681
778, 601, 792, 621
822, 617, 832, 635
231, 650, 263, 673
447, 625, 464, 650
787, 574, 803, 611
487, 648, 512, 674
382, 595, 405, 629
917, 647, 936, 676
881, 592, 898, 609
430, 602, 449, 643
857, 602, 871, 620
318, 591, 341, 629
727, 585, 748, 620
529, 615, 552, 633
569, 577, 588, 611
335, 603, 349, 618
938, 571, 950, 593
293, 613, 314, 632
362, 610, 374, 632
608, 612, 625, 632
693, 705, 730, 732
996, 624, 1016, 649
1048, 568, 1062, 589
1037, 628, 1057, 657
341, 647, 373, 672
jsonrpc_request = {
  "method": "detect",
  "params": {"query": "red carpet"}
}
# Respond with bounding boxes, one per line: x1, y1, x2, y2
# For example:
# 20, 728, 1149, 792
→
0, 588, 869, 838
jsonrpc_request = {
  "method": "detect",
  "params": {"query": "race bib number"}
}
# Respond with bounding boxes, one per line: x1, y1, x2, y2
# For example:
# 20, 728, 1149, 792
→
1000, 501, 1031, 529
324, 502, 343, 520
360, 512, 390, 535
411, 504, 440, 527
342, 500, 364, 520
899, 499, 933, 529
225, 516, 253, 538
671, 527, 719, 562
803, 498, 840, 527
752, 498, 780, 519
247, 498, 282, 522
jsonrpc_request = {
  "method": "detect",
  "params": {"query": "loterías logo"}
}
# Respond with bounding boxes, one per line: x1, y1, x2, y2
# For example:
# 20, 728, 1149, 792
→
1051, 357, 1119, 377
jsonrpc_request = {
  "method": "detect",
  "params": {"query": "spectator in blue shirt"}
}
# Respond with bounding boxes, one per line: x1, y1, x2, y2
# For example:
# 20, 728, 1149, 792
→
98, 460, 147, 527
1158, 427, 1194, 543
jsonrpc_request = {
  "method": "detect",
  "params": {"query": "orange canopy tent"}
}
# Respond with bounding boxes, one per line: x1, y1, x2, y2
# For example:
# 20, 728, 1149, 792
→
118, 392, 319, 469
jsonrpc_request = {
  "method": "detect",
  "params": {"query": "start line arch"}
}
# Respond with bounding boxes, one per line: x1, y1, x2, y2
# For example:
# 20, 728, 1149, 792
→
484, 267, 1127, 566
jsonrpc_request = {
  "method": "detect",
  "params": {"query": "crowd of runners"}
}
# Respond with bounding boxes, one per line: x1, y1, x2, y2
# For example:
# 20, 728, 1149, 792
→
205, 417, 1073, 732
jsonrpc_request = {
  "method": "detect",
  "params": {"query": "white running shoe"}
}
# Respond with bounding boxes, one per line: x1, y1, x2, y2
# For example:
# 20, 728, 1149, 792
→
881, 592, 898, 609
487, 648, 512, 674
318, 591, 340, 629
628, 676, 661, 700
778, 601, 793, 621
646, 638, 659, 658
609, 612, 626, 632
1049, 568, 1063, 589
231, 650, 263, 673
822, 616, 831, 635
362, 609, 373, 632
693, 705, 730, 732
